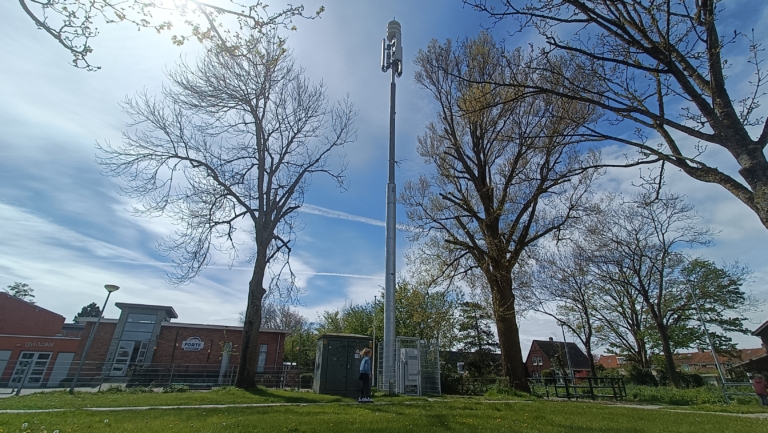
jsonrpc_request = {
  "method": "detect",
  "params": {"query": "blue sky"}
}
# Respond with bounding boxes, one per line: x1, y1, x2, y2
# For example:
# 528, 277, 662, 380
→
1, 0, 767, 355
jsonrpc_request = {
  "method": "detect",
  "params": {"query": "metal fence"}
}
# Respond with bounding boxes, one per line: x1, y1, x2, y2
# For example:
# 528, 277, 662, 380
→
375, 337, 441, 396
529, 376, 626, 400
0, 359, 315, 394
723, 381, 759, 404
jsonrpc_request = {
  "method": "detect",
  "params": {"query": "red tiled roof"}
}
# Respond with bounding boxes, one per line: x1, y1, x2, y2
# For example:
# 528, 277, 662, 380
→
673, 348, 766, 366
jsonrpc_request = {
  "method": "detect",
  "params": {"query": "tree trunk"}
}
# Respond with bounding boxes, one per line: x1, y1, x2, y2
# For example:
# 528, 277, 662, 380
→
488, 271, 531, 393
235, 259, 267, 389
656, 323, 681, 388
585, 345, 597, 378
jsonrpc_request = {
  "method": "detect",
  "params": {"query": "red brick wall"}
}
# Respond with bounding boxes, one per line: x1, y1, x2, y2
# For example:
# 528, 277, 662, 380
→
151, 326, 286, 370
0, 335, 80, 383
72, 322, 117, 363
526, 342, 553, 375
0, 293, 65, 337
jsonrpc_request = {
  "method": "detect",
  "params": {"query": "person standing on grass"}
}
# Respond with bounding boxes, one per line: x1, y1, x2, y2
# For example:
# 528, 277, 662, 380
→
753, 374, 768, 405
359, 348, 373, 403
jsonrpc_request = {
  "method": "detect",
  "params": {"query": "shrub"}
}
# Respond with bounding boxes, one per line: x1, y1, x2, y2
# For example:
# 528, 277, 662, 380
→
99, 385, 124, 394
162, 384, 190, 393
299, 373, 314, 389
440, 372, 463, 395
485, 384, 535, 399
625, 384, 725, 405
540, 369, 556, 385
626, 365, 658, 387
127, 385, 155, 394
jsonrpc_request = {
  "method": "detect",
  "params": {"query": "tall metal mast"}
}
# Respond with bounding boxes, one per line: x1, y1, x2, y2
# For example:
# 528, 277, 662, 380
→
381, 19, 402, 394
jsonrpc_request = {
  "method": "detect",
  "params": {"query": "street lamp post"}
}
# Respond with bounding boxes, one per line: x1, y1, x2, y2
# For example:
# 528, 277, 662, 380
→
560, 322, 574, 381
380, 19, 403, 395
689, 284, 730, 403
69, 284, 120, 394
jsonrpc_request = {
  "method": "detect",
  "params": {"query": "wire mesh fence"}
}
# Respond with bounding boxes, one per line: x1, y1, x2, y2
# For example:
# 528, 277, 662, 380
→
0, 358, 316, 393
375, 337, 441, 396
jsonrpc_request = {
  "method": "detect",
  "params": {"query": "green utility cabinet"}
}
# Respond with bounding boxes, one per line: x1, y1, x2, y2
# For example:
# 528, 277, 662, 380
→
313, 333, 372, 397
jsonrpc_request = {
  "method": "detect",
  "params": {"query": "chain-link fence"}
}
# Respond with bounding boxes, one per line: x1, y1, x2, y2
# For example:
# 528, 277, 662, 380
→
375, 337, 441, 396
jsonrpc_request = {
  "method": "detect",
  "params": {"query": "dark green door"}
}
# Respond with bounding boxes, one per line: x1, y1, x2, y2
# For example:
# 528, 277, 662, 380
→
346, 343, 361, 391
324, 340, 349, 391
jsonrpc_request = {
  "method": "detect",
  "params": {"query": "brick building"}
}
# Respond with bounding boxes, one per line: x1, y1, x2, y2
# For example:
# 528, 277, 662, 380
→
0, 294, 81, 388
525, 338, 592, 377
0, 292, 66, 336
0, 296, 289, 388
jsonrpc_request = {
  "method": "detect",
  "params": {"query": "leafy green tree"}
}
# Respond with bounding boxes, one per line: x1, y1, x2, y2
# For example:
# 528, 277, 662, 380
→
4, 282, 35, 303
315, 302, 375, 336
457, 301, 499, 377
73, 302, 101, 322
315, 280, 461, 349
283, 323, 317, 369
395, 281, 462, 350
672, 258, 756, 356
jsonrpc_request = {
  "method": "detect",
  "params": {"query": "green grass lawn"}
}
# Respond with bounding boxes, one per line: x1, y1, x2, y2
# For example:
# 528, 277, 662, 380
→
0, 387, 349, 410
1, 399, 765, 433
1, 389, 767, 432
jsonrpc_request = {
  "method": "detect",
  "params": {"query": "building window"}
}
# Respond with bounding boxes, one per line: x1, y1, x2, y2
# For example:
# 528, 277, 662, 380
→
532, 356, 543, 366
257, 344, 268, 373
111, 313, 157, 376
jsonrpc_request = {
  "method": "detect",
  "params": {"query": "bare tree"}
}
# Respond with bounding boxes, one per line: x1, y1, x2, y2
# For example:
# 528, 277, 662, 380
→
584, 191, 714, 387
532, 244, 602, 377
97, 30, 356, 389
19, 0, 322, 71
403, 33, 602, 392
467, 0, 768, 230
590, 270, 654, 370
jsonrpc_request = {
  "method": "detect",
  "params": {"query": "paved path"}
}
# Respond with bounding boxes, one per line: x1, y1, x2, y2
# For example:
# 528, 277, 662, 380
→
1, 399, 767, 419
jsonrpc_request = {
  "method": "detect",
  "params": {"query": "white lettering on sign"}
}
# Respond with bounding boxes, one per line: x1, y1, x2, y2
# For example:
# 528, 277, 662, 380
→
181, 337, 204, 351
25, 342, 54, 348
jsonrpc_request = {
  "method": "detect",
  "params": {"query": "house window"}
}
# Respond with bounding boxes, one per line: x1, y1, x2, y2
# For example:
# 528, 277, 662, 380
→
532, 356, 543, 366
257, 344, 268, 373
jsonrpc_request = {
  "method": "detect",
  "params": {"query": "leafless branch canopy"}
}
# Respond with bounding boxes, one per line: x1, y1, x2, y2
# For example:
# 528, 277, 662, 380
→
19, 0, 322, 71
465, 0, 768, 229
97, 30, 356, 291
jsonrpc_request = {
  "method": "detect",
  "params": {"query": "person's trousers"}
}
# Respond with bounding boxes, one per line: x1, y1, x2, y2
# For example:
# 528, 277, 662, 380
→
759, 394, 768, 406
359, 373, 371, 399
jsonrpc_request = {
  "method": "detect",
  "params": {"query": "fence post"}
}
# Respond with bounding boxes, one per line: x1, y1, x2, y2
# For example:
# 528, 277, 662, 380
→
588, 377, 595, 400
564, 376, 570, 399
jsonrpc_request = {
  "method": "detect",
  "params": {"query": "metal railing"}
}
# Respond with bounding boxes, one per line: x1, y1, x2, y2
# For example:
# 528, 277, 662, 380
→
723, 381, 758, 403
529, 376, 626, 400
0, 359, 315, 394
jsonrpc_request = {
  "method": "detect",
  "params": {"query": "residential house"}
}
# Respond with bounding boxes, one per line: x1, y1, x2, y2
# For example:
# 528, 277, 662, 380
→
526, 337, 592, 378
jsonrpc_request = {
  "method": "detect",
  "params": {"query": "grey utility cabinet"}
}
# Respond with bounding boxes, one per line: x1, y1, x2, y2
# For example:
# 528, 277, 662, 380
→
313, 333, 372, 397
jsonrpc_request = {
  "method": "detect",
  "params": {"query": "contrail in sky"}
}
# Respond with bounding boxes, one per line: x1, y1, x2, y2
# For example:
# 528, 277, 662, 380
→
301, 203, 417, 232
